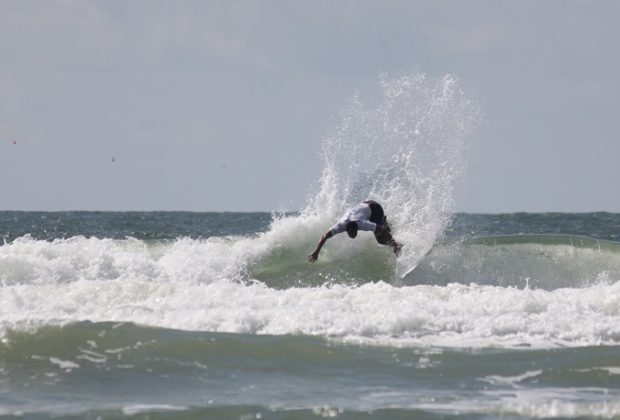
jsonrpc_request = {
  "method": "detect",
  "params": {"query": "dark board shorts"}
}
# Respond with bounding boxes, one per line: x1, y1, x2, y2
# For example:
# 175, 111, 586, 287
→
364, 200, 391, 245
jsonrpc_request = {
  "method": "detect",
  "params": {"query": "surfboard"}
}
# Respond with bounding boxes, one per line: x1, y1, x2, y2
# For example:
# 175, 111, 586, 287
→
399, 246, 434, 279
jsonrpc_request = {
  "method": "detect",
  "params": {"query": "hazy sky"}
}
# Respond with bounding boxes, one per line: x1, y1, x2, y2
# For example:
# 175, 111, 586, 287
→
1, 0, 619, 212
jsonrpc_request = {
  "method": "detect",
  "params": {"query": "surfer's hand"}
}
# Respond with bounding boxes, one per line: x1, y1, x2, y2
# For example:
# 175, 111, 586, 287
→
308, 252, 319, 263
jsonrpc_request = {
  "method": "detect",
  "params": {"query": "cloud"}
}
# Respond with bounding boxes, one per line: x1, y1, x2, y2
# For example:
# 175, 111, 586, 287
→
1, 0, 619, 210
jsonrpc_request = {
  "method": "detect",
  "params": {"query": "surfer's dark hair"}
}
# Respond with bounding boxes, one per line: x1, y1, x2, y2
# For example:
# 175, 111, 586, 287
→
346, 221, 358, 238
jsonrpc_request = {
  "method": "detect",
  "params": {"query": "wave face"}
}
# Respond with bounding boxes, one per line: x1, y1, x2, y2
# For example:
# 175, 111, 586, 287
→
409, 234, 620, 290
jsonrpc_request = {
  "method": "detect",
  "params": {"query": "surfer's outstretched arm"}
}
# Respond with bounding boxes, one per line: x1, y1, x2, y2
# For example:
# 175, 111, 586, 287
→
308, 230, 333, 263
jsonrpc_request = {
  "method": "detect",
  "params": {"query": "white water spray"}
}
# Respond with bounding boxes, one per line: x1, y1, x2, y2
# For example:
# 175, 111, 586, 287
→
305, 72, 481, 276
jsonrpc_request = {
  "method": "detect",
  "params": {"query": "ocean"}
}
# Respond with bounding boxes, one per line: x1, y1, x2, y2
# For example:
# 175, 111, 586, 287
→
3, 74, 620, 419
1, 211, 620, 419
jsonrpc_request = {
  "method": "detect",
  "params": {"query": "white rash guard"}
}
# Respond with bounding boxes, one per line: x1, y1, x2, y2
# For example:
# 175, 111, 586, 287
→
329, 203, 377, 235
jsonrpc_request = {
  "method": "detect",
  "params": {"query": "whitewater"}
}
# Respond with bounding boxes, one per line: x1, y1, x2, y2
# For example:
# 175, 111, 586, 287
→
2, 73, 620, 419
3, 230, 620, 350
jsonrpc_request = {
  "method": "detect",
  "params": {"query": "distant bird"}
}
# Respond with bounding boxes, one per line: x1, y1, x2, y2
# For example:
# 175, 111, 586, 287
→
112, 157, 116, 163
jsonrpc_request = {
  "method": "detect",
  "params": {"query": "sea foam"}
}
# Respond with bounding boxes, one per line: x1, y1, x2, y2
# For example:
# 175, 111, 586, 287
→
2, 236, 620, 349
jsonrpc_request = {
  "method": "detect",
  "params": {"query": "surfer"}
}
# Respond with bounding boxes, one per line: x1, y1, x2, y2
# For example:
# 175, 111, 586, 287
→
308, 200, 403, 262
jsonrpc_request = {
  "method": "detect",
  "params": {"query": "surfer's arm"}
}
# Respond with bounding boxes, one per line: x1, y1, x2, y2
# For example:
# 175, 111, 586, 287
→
308, 230, 333, 263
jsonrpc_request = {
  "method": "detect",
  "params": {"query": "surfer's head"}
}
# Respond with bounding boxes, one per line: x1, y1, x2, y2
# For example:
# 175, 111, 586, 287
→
346, 221, 358, 238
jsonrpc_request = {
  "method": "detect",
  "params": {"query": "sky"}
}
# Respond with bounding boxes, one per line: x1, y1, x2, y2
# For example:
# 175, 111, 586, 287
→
1, 0, 619, 212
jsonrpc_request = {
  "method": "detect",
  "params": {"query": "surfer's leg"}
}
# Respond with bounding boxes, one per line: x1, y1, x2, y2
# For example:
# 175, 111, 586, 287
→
366, 202, 385, 225
374, 224, 390, 244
